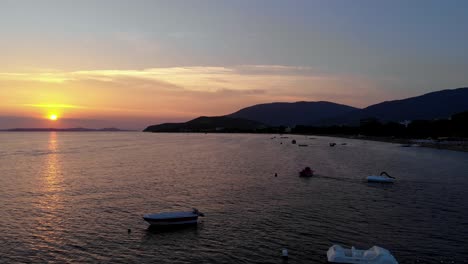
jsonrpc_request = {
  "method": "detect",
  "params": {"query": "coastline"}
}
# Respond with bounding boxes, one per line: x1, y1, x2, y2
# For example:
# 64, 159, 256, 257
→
307, 134, 468, 153
144, 131, 468, 153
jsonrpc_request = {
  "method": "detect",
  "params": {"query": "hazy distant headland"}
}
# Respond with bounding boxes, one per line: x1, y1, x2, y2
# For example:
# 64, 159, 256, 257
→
144, 116, 266, 133
143, 87, 468, 141
0, 127, 132, 132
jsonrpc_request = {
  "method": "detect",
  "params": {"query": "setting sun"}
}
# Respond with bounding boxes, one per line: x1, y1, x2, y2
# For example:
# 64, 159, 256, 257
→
49, 114, 58, 121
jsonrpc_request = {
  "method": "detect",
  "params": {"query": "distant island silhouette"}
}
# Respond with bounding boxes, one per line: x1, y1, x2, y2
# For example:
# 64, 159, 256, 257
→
1, 127, 132, 132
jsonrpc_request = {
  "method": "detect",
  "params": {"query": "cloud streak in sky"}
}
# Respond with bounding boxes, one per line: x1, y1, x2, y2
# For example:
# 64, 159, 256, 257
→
0, 65, 376, 93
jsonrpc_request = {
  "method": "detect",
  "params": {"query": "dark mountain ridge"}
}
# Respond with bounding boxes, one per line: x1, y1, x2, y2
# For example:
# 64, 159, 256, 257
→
228, 101, 358, 126
144, 87, 468, 132
322, 87, 468, 125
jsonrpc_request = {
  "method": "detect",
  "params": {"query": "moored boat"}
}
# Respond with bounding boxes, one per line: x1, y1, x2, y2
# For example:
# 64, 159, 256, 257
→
367, 172, 395, 183
143, 208, 204, 226
327, 244, 398, 264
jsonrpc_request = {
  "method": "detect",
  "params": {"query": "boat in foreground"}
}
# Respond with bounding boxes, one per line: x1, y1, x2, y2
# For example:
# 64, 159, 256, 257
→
143, 208, 204, 226
367, 172, 395, 183
327, 245, 398, 264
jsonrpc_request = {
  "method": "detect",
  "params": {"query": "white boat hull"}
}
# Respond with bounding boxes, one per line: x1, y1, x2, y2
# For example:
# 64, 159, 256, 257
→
143, 209, 203, 226
144, 218, 198, 226
367, 176, 395, 183
327, 245, 398, 264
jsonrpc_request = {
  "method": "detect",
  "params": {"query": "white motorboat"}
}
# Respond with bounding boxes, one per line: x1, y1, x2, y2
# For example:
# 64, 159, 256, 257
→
367, 172, 395, 183
327, 245, 398, 264
143, 208, 204, 226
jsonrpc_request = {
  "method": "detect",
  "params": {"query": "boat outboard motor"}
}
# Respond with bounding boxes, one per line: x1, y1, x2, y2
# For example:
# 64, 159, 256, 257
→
380, 171, 395, 179
192, 208, 205, 217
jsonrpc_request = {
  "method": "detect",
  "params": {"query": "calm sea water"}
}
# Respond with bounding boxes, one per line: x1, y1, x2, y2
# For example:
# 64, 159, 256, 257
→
1, 132, 467, 263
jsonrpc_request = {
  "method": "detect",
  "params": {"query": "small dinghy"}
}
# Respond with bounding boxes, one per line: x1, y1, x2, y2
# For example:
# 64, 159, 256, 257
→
327, 245, 398, 264
143, 208, 204, 226
367, 171, 395, 183
330, 143, 336, 147
299, 167, 314, 177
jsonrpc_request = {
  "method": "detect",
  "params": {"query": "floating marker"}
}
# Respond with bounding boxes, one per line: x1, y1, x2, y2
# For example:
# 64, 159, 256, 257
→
282, 248, 288, 258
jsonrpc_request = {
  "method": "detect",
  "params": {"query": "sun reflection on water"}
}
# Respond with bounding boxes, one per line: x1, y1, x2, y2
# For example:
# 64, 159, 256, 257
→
34, 132, 66, 249
44, 132, 62, 194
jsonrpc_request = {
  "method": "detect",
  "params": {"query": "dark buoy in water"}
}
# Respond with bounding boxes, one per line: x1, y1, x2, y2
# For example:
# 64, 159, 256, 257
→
292, 139, 296, 144
275, 173, 278, 177
128, 229, 131, 234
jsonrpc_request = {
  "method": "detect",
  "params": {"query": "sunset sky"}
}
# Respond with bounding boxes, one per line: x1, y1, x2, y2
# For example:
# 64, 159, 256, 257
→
1, 0, 468, 129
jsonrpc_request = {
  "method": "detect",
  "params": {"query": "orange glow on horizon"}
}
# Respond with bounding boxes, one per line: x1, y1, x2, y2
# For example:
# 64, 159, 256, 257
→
0, 65, 379, 130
